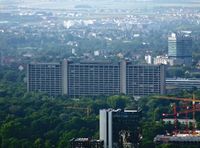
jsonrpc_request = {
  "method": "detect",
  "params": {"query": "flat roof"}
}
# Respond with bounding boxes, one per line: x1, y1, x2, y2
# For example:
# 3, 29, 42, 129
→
154, 135, 200, 143
100, 108, 139, 113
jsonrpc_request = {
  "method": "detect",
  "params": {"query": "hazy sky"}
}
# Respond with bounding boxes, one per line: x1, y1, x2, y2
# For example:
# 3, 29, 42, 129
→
0, 0, 199, 10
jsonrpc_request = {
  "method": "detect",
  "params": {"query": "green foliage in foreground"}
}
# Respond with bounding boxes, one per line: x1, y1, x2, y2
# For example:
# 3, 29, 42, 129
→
0, 94, 100, 147
0, 92, 135, 147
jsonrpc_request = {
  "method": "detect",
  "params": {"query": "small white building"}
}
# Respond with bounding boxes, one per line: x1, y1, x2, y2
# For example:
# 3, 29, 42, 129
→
145, 55, 152, 64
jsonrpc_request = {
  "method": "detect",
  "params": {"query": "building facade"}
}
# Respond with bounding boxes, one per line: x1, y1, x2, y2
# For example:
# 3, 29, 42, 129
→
27, 60, 165, 97
99, 109, 141, 148
166, 78, 200, 94
126, 63, 165, 96
27, 63, 62, 96
66, 61, 121, 97
168, 31, 192, 66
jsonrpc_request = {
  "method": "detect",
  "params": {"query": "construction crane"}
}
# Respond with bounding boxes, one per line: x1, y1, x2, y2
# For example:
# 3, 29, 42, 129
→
162, 103, 194, 134
154, 94, 200, 121
154, 94, 200, 134
153, 94, 200, 102
162, 103, 178, 134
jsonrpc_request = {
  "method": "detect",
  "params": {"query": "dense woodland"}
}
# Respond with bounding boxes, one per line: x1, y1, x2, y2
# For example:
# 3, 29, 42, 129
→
1, 66, 200, 148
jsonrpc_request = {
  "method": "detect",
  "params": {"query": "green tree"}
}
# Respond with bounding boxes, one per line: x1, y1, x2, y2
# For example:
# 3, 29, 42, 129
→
107, 95, 130, 109
34, 138, 43, 148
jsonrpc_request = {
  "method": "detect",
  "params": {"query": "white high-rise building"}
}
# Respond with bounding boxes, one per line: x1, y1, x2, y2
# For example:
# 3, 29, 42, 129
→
168, 31, 192, 66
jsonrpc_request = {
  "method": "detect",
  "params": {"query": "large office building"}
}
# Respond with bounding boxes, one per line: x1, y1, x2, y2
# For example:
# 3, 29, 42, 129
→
168, 31, 192, 66
126, 62, 165, 96
27, 63, 62, 96
66, 60, 121, 97
99, 109, 141, 148
27, 60, 165, 97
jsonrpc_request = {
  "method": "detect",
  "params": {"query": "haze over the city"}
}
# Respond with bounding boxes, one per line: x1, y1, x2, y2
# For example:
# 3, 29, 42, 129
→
1, 0, 200, 10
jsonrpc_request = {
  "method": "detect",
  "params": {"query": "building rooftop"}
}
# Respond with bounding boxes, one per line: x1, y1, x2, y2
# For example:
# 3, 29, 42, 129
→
100, 108, 139, 113
166, 78, 200, 82
154, 135, 200, 144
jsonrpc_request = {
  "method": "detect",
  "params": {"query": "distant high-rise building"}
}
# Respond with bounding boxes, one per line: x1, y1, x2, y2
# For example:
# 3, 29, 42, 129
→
99, 109, 141, 148
27, 60, 165, 97
168, 31, 192, 66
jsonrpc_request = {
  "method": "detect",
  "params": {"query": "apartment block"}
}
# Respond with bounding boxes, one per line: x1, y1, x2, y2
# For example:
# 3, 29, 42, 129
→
27, 63, 62, 96
27, 60, 165, 97
65, 61, 120, 97
126, 62, 165, 97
